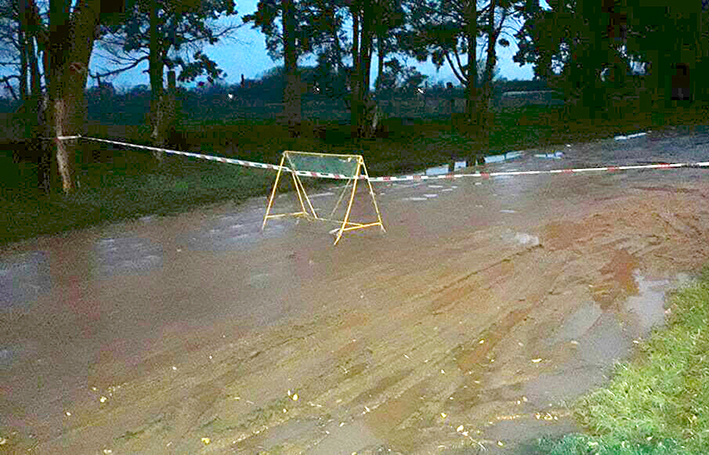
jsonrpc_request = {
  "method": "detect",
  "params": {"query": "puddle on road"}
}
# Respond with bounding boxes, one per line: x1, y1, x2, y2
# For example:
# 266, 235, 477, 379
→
0, 346, 17, 369
0, 251, 51, 311
425, 161, 467, 176
482, 272, 678, 453
484, 152, 523, 164
310, 420, 380, 455
426, 165, 450, 176
501, 230, 540, 247
183, 208, 291, 252
623, 274, 669, 338
94, 237, 163, 278
552, 302, 602, 344
310, 192, 336, 198
534, 151, 564, 160
239, 418, 323, 453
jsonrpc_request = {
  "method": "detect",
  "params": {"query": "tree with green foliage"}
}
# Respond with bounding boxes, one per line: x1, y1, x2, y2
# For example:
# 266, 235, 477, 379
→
375, 57, 427, 97
247, 0, 407, 137
480, 0, 516, 109
514, 0, 627, 115
373, 0, 405, 91
347, 0, 407, 136
514, 0, 709, 116
619, 1, 709, 106
97, 0, 238, 148
245, 0, 335, 136
402, 0, 480, 123
402, 0, 517, 126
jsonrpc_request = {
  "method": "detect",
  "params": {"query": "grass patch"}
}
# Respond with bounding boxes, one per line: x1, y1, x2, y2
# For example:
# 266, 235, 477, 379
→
0, 152, 274, 244
535, 434, 688, 455
538, 268, 709, 454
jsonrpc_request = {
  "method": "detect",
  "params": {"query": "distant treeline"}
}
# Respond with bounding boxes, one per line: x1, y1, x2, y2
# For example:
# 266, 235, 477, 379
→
0, 73, 558, 128
0, 75, 557, 128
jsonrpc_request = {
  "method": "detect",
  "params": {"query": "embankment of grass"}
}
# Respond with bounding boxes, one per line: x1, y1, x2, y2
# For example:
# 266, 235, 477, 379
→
537, 268, 709, 455
0, 155, 275, 245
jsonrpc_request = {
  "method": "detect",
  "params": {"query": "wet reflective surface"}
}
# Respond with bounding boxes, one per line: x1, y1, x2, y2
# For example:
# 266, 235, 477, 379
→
1, 126, 709, 453
0, 251, 50, 311
95, 237, 163, 278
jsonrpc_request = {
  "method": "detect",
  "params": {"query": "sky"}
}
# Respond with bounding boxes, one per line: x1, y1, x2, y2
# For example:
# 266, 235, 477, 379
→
91, 0, 539, 89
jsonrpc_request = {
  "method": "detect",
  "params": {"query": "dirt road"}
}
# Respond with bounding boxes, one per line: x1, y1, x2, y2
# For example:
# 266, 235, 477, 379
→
2, 125, 709, 454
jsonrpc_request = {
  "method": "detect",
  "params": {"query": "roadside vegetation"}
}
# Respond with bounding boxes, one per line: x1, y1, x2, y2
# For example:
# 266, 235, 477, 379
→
2, 101, 707, 246
537, 268, 709, 455
2, 0, 707, 247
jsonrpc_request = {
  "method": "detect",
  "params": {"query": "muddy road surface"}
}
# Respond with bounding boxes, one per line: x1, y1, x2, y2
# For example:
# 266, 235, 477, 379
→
2, 125, 709, 454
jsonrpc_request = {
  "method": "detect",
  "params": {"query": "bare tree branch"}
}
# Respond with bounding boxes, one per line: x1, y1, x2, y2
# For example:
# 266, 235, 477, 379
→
1, 74, 19, 100
445, 52, 467, 84
90, 55, 149, 78
453, 46, 467, 77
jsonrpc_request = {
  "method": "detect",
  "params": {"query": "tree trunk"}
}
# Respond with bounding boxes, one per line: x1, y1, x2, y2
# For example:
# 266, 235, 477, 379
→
282, 0, 301, 137
351, 8, 375, 137
27, 36, 44, 172
465, 0, 478, 125
376, 33, 385, 91
483, 0, 497, 106
47, 0, 101, 194
148, 0, 167, 157
361, 15, 373, 96
360, 17, 375, 137
19, 31, 28, 101
481, 0, 497, 139
18, 0, 29, 101
350, 10, 361, 136
41, 42, 50, 88
28, 38, 41, 101
18, 0, 30, 168
330, 7, 343, 73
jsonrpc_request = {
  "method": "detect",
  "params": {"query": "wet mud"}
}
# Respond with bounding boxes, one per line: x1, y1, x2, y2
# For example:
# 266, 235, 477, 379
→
1, 127, 709, 454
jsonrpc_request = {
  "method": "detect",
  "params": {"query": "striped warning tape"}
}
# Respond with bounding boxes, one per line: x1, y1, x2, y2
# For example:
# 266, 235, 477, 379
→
367, 162, 709, 182
49, 135, 709, 182
64, 136, 360, 179
82, 136, 286, 171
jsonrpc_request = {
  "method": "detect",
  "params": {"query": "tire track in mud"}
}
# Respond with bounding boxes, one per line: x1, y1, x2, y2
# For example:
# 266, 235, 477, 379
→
298, 192, 709, 454
57, 190, 709, 454
9, 157, 709, 454
221, 243, 571, 453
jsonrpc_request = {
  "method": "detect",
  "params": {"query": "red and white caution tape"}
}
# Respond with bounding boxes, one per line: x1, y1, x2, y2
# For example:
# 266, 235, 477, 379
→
73, 136, 363, 178
82, 136, 285, 171
367, 162, 709, 182
50, 135, 709, 182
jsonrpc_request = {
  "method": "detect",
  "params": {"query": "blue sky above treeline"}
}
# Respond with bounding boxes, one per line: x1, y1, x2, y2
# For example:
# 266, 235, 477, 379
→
91, 0, 548, 89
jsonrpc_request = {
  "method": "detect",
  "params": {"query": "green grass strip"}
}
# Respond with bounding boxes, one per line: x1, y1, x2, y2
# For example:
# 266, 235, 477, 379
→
540, 269, 709, 454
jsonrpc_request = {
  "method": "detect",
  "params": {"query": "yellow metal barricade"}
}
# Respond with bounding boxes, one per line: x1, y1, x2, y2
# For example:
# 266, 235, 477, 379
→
262, 151, 385, 245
